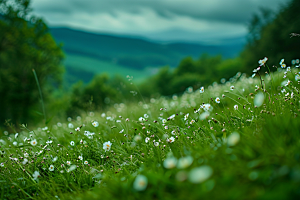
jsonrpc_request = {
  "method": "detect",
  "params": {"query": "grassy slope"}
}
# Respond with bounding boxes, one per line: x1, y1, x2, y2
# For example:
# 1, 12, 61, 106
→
1, 62, 300, 200
64, 54, 159, 84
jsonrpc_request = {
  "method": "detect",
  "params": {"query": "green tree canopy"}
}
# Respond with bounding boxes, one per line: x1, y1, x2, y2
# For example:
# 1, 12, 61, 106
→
0, 0, 64, 126
241, 0, 300, 74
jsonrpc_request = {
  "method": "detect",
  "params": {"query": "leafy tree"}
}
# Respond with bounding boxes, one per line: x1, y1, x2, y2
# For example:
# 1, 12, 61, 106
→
174, 57, 195, 76
67, 74, 136, 117
0, 0, 64, 126
241, 0, 300, 74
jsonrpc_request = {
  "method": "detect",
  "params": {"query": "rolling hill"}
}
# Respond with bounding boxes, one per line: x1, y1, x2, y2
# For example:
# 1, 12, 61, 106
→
49, 27, 245, 86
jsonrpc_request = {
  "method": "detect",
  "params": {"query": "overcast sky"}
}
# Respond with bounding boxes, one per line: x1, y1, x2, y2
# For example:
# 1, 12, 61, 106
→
30, 0, 289, 42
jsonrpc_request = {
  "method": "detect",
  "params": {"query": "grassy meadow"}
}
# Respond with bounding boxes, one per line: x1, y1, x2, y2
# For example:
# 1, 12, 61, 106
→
1, 58, 300, 199
64, 54, 160, 85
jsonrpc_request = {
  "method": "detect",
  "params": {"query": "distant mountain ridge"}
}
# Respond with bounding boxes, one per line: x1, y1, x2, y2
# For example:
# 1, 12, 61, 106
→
49, 27, 245, 85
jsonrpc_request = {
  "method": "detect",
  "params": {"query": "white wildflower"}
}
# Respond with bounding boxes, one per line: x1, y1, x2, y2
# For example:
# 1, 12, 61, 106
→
133, 175, 148, 191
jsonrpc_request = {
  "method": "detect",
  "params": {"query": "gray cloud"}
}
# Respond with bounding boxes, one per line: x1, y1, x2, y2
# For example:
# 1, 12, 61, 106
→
30, 0, 290, 41
33, 0, 288, 22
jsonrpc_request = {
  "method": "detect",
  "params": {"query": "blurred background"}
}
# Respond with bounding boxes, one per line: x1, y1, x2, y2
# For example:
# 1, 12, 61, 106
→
0, 0, 299, 130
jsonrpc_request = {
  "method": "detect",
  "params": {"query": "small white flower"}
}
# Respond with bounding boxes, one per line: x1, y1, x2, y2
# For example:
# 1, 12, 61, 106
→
70, 141, 75, 146
234, 105, 238, 110
254, 92, 264, 107
230, 86, 235, 90
177, 156, 193, 169
188, 165, 213, 184
46, 140, 52, 144
227, 132, 240, 146
199, 112, 210, 120
281, 63, 286, 68
0, 163, 4, 167
52, 156, 58, 162
49, 165, 55, 171
280, 58, 285, 65
119, 129, 124, 133
84, 161, 88, 165
68, 165, 77, 172
22, 158, 28, 165
202, 103, 213, 112
133, 175, 148, 191
145, 137, 150, 143
134, 135, 142, 142
68, 123, 74, 129
92, 121, 99, 127
199, 86, 204, 93
167, 137, 175, 143
215, 97, 220, 103
154, 142, 159, 146
163, 157, 177, 169
32, 171, 40, 180
169, 114, 175, 120
144, 114, 149, 118
24, 153, 29, 157
75, 127, 80, 132
66, 161, 71, 165
0, 139, 6, 145
13, 141, 17, 146
31, 139, 37, 146
184, 113, 189, 121
78, 155, 83, 160
139, 117, 145, 122
258, 57, 268, 66
285, 80, 291, 86
162, 119, 167, 123
103, 141, 112, 152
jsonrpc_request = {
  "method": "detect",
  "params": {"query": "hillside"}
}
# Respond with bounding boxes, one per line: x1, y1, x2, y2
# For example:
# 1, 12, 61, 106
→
2, 60, 300, 199
49, 27, 245, 85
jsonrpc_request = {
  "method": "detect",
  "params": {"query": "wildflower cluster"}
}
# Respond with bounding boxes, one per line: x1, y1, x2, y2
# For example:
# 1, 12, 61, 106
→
0, 57, 300, 199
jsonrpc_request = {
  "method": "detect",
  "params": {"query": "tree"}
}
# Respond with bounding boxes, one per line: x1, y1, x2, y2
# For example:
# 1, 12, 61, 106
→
0, 0, 64, 127
241, 0, 300, 74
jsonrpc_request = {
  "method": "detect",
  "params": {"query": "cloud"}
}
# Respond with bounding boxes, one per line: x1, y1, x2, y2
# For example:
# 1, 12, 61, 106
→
30, 0, 289, 40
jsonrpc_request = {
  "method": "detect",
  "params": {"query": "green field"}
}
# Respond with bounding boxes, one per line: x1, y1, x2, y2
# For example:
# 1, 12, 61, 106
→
64, 54, 160, 85
1, 58, 300, 199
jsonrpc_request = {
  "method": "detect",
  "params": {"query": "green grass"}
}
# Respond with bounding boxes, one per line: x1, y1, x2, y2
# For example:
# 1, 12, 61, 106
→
1, 59, 300, 200
64, 54, 160, 85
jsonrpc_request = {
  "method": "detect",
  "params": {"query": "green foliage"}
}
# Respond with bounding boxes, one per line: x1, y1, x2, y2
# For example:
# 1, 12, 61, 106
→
0, 0, 64, 127
1, 62, 300, 199
67, 74, 136, 117
140, 54, 240, 97
241, 0, 300, 74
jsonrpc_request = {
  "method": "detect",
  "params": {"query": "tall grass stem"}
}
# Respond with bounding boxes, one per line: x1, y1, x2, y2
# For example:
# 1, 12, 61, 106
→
32, 69, 46, 123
